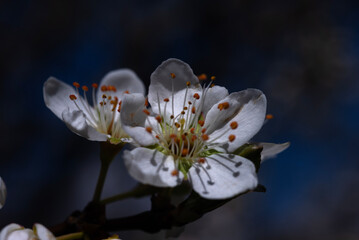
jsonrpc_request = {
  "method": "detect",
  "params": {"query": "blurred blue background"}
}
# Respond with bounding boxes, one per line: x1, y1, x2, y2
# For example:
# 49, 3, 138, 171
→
1, 0, 359, 239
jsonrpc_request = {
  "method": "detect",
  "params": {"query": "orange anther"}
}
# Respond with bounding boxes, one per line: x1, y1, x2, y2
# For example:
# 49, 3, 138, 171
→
170, 134, 177, 140
145, 127, 152, 134
171, 169, 179, 176
101, 85, 108, 92
143, 109, 150, 115
124, 90, 129, 94
201, 128, 207, 133
145, 98, 149, 107
228, 134, 236, 142
211, 83, 215, 88
222, 102, 229, 109
102, 94, 107, 99
266, 114, 274, 120
197, 73, 207, 81
181, 148, 189, 156
186, 81, 191, 86
111, 86, 117, 92
201, 134, 209, 141
69, 94, 77, 100
211, 76, 216, 81
170, 73, 176, 78
155, 135, 160, 139
230, 121, 238, 129
73, 82, 80, 88
183, 107, 188, 110
82, 85, 89, 91
193, 93, 200, 99
155, 115, 162, 123
198, 158, 206, 164
191, 135, 197, 141
181, 111, 185, 115
218, 103, 224, 110
92, 83, 98, 88
198, 120, 204, 126
175, 122, 180, 128
181, 134, 187, 141
190, 128, 195, 134
170, 115, 174, 119
188, 101, 192, 105
192, 106, 196, 114
164, 98, 170, 102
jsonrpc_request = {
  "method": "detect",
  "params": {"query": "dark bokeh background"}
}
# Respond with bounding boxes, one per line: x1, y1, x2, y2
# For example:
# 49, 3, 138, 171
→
1, 0, 359, 239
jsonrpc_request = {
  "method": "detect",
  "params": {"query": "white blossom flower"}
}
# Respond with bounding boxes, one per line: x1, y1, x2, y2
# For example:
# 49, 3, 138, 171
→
0, 223, 55, 240
121, 58, 267, 199
43, 70, 145, 144
0, 177, 5, 209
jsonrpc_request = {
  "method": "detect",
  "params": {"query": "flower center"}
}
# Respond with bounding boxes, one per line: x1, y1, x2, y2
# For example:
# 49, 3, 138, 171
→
146, 73, 239, 176
69, 82, 129, 143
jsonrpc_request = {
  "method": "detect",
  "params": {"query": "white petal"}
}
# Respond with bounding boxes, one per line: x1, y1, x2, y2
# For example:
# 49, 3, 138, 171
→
33, 224, 55, 240
0, 177, 6, 209
62, 110, 108, 141
259, 142, 290, 162
148, 59, 201, 116
0, 224, 23, 240
205, 89, 267, 152
201, 86, 229, 115
120, 94, 157, 146
123, 148, 183, 187
189, 154, 258, 199
7, 229, 36, 240
43, 77, 80, 119
97, 69, 145, 104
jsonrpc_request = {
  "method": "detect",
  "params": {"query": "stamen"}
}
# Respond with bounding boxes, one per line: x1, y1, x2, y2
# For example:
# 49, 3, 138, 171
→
183, 107, 188, 110
198, 120, 204, 126
92, 83, 98, 88
171, 169, 179, 176
188, 101, 192, 105
73, 82, 80, 88
181, 111, 185, 115
155, 115, 162, 123
102, 94, 107, 99
192, 106, 196, 114
197, 74, 207, 81
228, 135, 236, 142
201, 128, 207, 133
190, 128, 195, 134
266, 114, 274, 120
146, 127, 152, 134
170, 73, 176, 79
145, 98, 149, 107
202, 134, 209, 141
230, 121, 238, 129
218, 102, 229, 110
211, 76, 216, 81
170, 115, 174, 119
124, 90, 129, 94
191, 135, 197, 141
69, 94, 77, 100
143, 109, 150, 115
186, 81, 191, 86
182, 148, 189, 156
101, 85, 108, 92
82, 85, 89, 91
193, 93, 200, 99
164, 98, 170, 102
198, 158, 206, 164
210, 83, 215, 87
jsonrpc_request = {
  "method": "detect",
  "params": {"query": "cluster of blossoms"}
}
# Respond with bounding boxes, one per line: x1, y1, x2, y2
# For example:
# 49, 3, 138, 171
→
0, 58, 288, 238
43, 58, 288, 200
